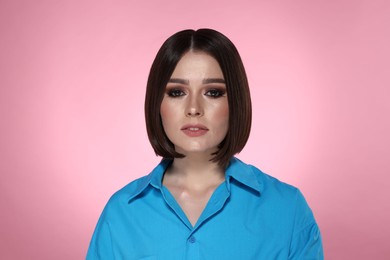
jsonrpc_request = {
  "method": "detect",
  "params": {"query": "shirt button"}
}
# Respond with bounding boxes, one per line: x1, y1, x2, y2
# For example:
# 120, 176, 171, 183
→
188, 236, 196, 243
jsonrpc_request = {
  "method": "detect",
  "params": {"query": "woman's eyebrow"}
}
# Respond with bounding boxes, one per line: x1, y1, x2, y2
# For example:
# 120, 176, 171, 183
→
168, 78, 189, 84
202, 78, 225, 84
168, 78, 226, 84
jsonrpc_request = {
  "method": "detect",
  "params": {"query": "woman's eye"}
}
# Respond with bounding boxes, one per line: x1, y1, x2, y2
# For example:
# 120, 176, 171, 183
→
205, 89, 226, 98
167, 89, 185, 97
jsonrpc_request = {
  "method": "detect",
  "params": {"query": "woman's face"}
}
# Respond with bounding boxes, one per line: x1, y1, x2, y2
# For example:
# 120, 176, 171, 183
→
160, 51, 229, 156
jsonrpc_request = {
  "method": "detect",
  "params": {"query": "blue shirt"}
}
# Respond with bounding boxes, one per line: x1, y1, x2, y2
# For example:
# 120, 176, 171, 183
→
87, 157, 323, 259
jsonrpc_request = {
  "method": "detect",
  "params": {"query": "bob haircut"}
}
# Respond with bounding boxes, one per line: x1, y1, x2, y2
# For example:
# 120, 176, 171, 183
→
145, 28, 252, 167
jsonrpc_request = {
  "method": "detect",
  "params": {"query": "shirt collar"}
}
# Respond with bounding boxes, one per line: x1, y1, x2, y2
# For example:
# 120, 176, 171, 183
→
127, 157, 262, 203
127, 158, 171, 203
225, 157, 263, 194
149, 158, 172, 189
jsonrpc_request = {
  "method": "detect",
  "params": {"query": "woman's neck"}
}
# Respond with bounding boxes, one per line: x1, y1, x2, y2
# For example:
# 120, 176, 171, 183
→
164, 154, 225, 190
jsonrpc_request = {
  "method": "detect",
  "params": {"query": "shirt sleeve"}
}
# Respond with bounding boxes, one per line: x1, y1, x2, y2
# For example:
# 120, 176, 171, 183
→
86, 211, 115, 260
288, 189, 324, 260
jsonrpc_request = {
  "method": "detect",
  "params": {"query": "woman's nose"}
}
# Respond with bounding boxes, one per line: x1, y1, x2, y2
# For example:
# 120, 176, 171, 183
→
186, 95, 204, 117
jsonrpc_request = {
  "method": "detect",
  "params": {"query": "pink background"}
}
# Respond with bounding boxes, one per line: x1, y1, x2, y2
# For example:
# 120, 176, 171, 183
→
1, 0, 389, 259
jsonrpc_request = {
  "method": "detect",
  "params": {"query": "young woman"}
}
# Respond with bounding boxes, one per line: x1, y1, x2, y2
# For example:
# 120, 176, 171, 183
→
87, 29, 323, 259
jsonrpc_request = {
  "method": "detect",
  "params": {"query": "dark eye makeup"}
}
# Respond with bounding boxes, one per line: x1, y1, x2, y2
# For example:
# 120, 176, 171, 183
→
166, 88, 185, 97
205, 88, 226, 98
165, 85, 226, 98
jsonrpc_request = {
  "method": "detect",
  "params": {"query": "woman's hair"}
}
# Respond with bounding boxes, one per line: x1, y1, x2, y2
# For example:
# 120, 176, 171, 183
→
145, 28, 252, 167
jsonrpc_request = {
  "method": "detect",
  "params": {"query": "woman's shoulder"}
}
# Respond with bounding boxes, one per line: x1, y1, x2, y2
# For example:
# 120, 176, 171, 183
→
251, 164, 297, 192
246, 162, 315, 217
232, 157, 299, 195
110, 174, 155, 205
106, 160, 170, 206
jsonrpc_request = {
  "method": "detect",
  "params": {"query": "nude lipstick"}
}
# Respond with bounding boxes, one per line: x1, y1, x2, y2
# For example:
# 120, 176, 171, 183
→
181, 124, 208, 137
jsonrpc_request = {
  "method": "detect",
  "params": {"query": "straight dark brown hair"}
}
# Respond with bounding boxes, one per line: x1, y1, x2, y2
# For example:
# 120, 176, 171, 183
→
145, 28, 252, 167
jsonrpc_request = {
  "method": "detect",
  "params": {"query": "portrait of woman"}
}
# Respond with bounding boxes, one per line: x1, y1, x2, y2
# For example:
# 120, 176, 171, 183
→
86, 28, 323, 259
2, 1, 389, 259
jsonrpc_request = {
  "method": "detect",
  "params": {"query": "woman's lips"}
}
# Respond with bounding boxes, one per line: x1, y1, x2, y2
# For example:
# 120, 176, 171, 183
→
181, 124, 208, 137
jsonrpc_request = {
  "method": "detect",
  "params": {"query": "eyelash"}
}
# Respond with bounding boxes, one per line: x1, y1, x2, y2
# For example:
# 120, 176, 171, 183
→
167, 89, 185, 97
205, 89, 226, 98
166, 88, 226, 98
